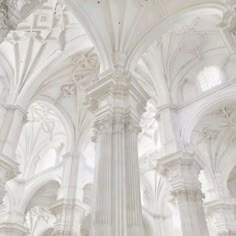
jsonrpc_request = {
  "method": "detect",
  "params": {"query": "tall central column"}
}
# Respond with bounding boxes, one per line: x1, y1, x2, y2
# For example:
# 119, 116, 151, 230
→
159, 152, 209, 236
86, 71, 148, 236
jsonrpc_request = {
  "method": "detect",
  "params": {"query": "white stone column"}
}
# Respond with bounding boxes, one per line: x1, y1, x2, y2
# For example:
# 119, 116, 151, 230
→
156, 106, 181, 155
50, 152, 88, 236
86, 71, 148, 236
159, 152, 209, 236
0, 105, 27, 203
205, 200, 236, 236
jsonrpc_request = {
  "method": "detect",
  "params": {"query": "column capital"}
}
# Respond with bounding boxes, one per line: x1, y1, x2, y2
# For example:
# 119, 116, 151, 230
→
50, 199, 89, 236
158, 151, 202, 174
205, 199, 236, 213
205, 199, 236, 235
86, 69, 149, 141
85, 69, 149, 115
157, 152, 203, 195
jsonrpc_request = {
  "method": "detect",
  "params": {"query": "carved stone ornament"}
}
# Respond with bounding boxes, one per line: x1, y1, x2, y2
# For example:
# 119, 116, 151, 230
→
218, 3, 236, 55
61, 84, 75, 97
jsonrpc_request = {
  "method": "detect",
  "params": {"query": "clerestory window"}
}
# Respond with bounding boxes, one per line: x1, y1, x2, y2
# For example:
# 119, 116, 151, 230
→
198, 66, 223, 91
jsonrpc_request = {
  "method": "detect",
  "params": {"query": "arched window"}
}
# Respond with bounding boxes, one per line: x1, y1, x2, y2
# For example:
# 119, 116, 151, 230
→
198, 66, 223, 91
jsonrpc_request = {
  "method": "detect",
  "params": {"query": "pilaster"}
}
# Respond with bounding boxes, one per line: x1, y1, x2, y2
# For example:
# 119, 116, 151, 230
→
50, 153, 87, 236
86, 70, 149, 236
155, 105, 181, 155
0, 105, 27, 203
0, 105, 27, 158
158, 152, 209, 236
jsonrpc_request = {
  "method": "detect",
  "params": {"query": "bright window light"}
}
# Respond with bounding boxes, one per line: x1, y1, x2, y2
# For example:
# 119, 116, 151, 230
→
198, 66, 223, 91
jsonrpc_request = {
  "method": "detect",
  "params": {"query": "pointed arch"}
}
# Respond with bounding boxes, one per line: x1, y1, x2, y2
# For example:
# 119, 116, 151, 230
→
20, 176, 61, 214
126, 3, 225, 71
14, 0, 110, 72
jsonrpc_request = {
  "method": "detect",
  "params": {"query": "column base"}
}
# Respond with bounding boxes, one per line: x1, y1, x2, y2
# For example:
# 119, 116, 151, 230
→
0, 222, 28, 236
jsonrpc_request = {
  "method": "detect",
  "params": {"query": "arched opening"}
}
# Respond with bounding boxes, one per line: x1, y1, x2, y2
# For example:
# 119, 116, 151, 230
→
24, 181, 60, 235
16, 101, 68, 179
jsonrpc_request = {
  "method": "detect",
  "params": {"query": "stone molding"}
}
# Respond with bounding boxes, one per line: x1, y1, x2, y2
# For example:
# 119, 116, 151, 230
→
0, 222, 28, 236
50, 199, 89, 236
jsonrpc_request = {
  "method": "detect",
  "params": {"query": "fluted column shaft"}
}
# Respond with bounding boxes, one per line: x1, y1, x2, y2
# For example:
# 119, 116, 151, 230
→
159, 152, 209, 236
87, 71, 148, 236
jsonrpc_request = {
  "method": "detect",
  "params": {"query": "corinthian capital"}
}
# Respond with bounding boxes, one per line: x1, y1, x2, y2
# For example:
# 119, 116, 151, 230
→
86, 69, 149, 119
86, 69, 149, 142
